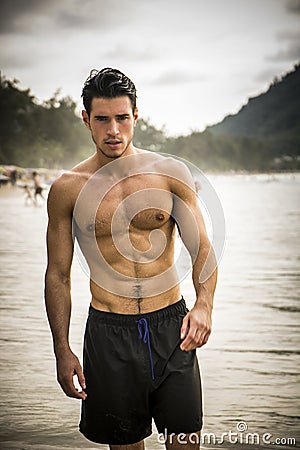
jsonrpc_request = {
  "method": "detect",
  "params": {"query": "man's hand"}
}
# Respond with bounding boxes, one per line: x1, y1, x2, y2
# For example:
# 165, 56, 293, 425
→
56, 350, 87, 400
180, 306, 212, 351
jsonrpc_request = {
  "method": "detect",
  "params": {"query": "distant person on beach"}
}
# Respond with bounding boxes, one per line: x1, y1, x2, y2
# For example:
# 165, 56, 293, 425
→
23, 184, 34, 205
9, 168, 17, 185
32, 171, 45, 205
45, 68, 217, 449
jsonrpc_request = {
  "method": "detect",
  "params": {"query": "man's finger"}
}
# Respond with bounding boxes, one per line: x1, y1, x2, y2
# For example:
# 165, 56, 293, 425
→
201, 329, 211, 347
65, 382, 86, 400
180, 325, 197, 351
185, 327, 211, 350
60, 379, 80, 398
180, 314, 190, 339
59, 374, 86, 400
76, 365, 86, 390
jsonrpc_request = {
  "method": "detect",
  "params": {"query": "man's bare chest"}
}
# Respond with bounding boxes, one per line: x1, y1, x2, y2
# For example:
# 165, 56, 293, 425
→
74, 174, 174, 238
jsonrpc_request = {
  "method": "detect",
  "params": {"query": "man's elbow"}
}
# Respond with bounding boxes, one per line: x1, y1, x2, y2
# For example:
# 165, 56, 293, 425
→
45, 266, 71, 287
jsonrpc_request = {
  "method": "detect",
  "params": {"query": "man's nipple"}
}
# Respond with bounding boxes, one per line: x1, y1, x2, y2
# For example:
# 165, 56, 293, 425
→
156, 213, 165, 221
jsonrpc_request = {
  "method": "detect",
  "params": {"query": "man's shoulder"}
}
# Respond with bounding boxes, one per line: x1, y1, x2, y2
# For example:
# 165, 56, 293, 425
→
136, 149, 189, 175
150, 153, 194, 188
50, 156, 96, 193
48, 166, 91, 211
50, 170, 84, 192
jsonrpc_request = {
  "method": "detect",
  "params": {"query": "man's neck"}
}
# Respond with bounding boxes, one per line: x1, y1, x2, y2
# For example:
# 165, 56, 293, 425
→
96, 143, 138, 166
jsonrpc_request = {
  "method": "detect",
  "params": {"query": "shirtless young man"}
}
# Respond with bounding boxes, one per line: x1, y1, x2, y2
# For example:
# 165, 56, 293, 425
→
32, 170, 45, 206
45, 68, 218, 449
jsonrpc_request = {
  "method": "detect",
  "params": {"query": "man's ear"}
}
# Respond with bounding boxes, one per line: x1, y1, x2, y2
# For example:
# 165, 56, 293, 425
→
82, 110, 91, 130
133, 107, 139, 126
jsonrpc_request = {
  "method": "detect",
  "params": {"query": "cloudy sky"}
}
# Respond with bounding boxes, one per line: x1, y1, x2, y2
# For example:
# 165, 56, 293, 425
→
1, 0, 299, 136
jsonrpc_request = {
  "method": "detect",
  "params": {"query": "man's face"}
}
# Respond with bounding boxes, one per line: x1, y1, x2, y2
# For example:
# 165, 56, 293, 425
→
82, 96, 138, 159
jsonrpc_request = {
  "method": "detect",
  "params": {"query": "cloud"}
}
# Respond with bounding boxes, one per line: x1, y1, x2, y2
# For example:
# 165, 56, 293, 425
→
102, 44, 158, 62
0, 0, 56, 34
150, 70, 207, 86
0, 50, 36, 70
255, 67, 284, 83
267, 28, 300, 62
268, 43, 300, 62
0, 0, 136, 35
277, 30, 300, 40
254, 62, 299, 87
54, 0, 136, 30
286, 0, 300, 14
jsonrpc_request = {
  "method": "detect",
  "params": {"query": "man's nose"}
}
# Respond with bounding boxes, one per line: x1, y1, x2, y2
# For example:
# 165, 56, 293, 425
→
107, 119, 119, 136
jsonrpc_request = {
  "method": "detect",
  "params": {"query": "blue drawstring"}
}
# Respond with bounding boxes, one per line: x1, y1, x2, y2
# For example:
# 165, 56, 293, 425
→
137, 318, 155, 381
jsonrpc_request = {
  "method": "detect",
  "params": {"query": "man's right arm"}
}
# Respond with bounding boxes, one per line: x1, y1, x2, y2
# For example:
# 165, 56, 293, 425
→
44, 176, 87, 400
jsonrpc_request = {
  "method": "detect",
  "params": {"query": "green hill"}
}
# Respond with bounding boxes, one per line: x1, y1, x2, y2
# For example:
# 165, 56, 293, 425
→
161, 63, 300, 171
208, 63, 300, 140
204, 63, 300, 168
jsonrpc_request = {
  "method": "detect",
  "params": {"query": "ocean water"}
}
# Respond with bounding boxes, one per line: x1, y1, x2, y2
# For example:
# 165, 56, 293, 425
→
0, 173, 299, 449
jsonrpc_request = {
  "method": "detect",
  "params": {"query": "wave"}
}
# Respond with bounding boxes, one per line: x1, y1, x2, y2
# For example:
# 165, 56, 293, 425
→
211, 348, 300, 355
263, 304, 300, 313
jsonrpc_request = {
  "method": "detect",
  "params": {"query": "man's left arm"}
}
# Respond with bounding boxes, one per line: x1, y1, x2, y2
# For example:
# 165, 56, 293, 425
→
180, 232, 217, 351
170, 163, 218, 351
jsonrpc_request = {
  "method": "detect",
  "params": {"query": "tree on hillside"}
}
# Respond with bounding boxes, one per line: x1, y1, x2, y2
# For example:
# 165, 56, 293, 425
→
133, 118, 167, 152
0, 74, 90, 168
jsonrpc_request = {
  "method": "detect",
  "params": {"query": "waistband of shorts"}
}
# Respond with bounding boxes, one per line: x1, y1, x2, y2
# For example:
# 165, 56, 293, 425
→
88, 296, 188, 326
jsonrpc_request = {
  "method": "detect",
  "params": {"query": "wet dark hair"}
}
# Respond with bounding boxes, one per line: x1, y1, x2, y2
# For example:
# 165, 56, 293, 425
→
81, 67, 137, 116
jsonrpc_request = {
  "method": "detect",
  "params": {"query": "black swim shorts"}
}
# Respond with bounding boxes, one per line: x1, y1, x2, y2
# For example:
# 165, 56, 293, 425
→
35, 187, 43, 195
79, 297, 202, 445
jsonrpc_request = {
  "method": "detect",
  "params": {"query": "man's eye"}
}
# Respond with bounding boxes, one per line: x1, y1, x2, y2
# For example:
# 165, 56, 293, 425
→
118, 116, 129, 121
96, 117, 107, 121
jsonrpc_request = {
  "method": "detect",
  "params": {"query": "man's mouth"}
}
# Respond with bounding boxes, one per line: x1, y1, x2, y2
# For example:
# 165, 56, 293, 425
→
105, 139, 122, 144
105, 139, 122, 148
